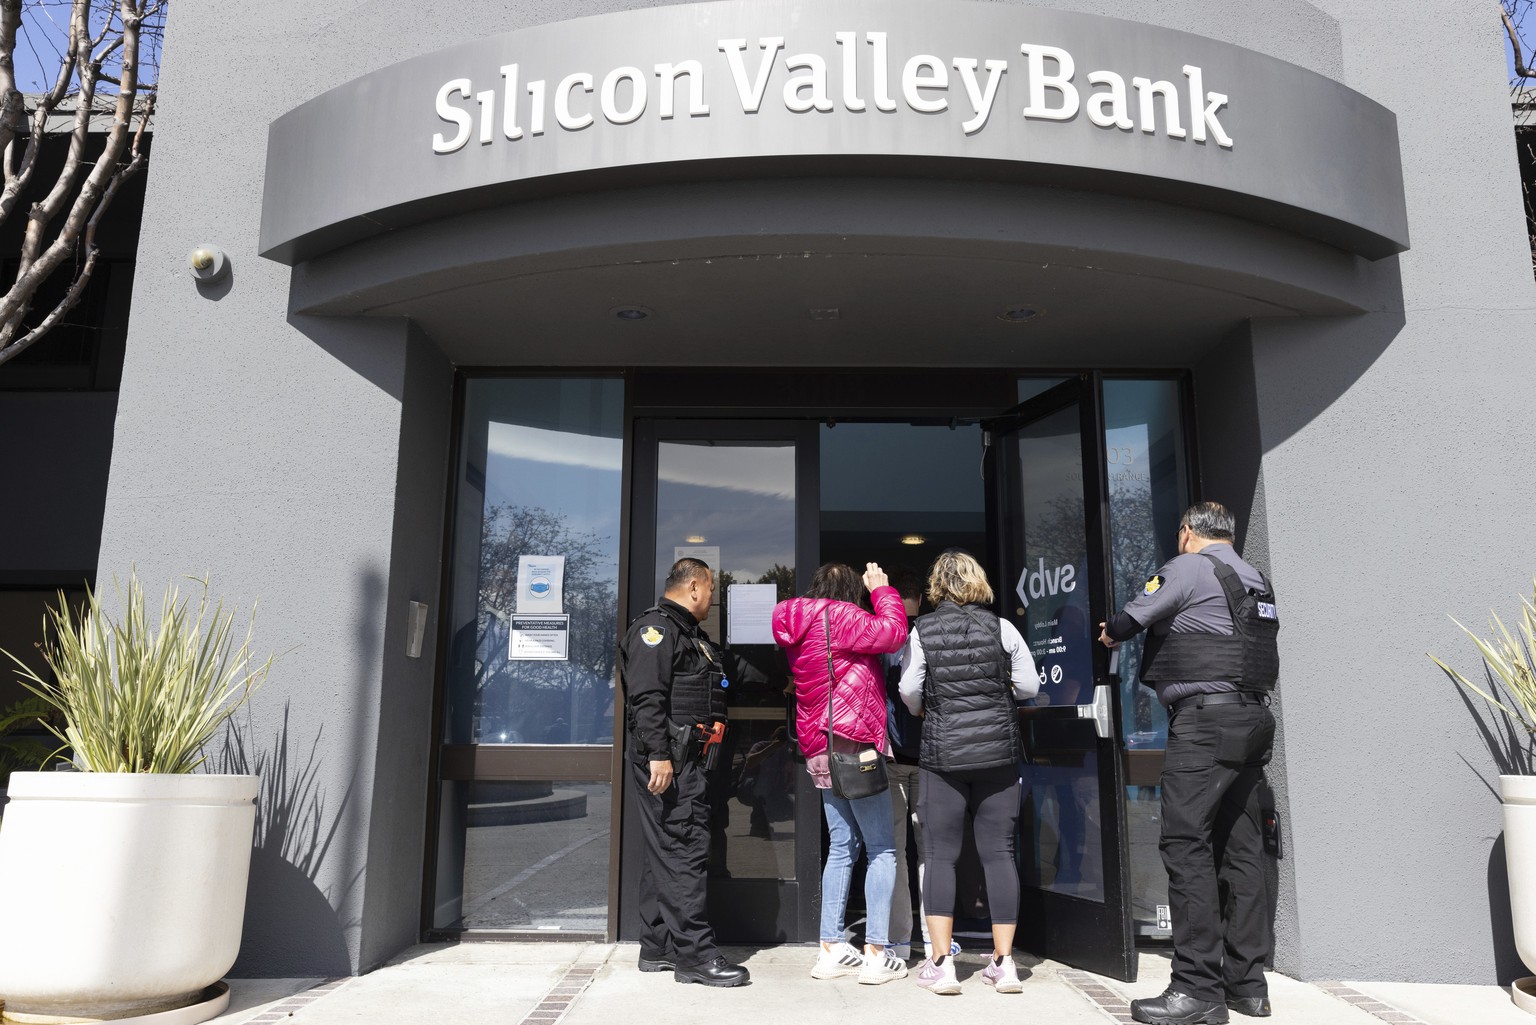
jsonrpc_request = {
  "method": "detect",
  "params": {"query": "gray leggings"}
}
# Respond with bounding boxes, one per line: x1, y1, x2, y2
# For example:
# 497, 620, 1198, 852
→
919, 764, 1022, 925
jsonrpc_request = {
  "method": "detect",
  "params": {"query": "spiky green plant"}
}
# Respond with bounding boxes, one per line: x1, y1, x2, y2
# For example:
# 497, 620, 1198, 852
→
1430, 582, 1536, 754
3, 573, 272, 773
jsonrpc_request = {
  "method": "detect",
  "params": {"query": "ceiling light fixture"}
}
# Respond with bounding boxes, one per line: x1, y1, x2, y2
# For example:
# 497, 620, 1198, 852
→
900, 534, 927, 546
685, 535, 707, 544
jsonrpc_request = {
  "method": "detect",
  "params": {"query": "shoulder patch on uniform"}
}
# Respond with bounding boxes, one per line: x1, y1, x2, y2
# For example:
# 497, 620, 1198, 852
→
1144, 575, 1165, 595
640, 626, 665, 647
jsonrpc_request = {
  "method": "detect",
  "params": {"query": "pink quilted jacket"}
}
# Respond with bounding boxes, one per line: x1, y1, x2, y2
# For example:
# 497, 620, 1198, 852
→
771, 586, 907, 759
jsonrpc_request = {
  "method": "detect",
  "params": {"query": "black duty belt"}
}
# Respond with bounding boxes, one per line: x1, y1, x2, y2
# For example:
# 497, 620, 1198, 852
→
1170, 691, 1268, 716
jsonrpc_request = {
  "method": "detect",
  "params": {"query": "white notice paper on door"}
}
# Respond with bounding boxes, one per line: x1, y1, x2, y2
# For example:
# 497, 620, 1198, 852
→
516, 555, 564, 614
728, 584, 778, 646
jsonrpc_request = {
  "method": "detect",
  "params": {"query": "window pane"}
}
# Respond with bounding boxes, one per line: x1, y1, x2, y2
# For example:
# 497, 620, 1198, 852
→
1104, 377, 1192, 939
1013, 404, 1105, 903
433, 780, 610, 931
443, 378, 624, 746
654, 438, 797, 880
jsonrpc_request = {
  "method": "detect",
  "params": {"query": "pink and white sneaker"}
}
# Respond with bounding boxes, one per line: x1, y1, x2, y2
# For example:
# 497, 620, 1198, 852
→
980, 954, 1023, 993
916, 956, 961, 995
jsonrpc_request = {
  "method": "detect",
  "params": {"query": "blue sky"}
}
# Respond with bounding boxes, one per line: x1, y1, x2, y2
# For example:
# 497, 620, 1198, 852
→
9, 2, 163, 94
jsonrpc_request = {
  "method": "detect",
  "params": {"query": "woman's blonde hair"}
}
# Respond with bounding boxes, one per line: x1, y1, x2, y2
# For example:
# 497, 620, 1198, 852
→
927, 550, 993, 606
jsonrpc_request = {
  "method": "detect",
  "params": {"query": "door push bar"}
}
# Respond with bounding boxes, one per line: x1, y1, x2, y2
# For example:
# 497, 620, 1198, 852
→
1017, 647, 1119, 740
1018, 685, 1114, 741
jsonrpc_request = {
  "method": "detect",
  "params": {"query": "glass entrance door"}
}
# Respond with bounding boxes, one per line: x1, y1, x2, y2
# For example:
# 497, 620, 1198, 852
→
622, 419, 821, 942
428, 377, 626, 938
985, 376, 1138, 981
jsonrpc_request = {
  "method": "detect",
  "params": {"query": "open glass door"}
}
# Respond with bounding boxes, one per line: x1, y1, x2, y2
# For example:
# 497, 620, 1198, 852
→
984, 375, 1137, 981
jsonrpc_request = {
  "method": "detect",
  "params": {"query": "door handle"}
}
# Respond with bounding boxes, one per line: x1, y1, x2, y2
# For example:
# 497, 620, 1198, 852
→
1084, 683, 1112, 741
1017, 684, 1113, 740
1017, 647, 1117, 739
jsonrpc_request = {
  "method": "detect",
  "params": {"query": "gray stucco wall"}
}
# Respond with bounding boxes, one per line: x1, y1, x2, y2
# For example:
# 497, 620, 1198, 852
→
106, 0, 1536, 981
1246, 0, 1536, 985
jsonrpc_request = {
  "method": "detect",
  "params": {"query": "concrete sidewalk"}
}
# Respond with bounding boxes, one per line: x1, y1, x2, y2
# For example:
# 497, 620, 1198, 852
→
213, 943, 1529, 1025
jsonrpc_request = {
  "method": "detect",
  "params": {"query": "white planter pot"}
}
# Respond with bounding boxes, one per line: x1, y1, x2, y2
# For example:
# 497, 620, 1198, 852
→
0, 773, 257, 1023
1502, 775, 1536, 1013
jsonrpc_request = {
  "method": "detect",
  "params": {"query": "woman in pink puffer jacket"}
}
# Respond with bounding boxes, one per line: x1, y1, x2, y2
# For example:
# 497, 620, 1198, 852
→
772, 561, 909, 985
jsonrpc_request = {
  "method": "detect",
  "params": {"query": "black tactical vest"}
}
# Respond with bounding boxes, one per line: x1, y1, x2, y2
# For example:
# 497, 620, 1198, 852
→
651, 603, 730, 724
1140, 553, 1280, 690
915, 602, 1021, 772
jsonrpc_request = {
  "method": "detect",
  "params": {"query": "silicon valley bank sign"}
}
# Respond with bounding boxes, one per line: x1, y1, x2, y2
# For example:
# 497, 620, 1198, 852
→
260, 0, 1407, 264
431, 36, 1234, 153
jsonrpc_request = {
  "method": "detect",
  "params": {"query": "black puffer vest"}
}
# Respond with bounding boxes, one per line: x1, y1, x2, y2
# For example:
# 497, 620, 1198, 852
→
652, 603, 730, 725
915, 602, 1021, 772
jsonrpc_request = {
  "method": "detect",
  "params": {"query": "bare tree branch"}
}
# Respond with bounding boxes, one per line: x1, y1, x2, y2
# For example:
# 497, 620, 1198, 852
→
0, 242, 94, 365
0, 0, 161, 362
1507, 4, 1534, 78
0, 2, 25, 175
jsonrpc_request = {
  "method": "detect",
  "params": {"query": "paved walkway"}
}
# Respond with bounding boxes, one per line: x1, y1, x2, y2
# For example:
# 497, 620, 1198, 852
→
213, 943, 1532, 1025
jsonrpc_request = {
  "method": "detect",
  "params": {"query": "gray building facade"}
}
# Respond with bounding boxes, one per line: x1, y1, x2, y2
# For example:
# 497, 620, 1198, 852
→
94, 0, 1536, 985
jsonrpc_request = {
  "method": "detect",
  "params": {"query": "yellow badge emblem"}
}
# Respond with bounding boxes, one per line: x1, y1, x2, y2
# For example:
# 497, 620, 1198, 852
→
640, 626, 664, 647
1144, 575, 1164, 595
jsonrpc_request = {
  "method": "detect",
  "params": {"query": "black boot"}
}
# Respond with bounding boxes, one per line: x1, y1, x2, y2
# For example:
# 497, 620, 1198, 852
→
1130, 989, 1230, 1025
1225, 994, 1272, 1018
637, 953, 676, 973
674, 955, 750, 987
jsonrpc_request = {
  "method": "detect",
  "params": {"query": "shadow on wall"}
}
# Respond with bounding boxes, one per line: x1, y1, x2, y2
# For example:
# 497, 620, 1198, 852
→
219, 703, 357, 976
1488, 835, 1525, 984
286, 311, 408, 402
1253, 301, 1408, 454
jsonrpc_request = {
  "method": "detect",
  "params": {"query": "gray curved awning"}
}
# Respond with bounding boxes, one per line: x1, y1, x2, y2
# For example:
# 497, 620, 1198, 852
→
259, 0, 1408, 265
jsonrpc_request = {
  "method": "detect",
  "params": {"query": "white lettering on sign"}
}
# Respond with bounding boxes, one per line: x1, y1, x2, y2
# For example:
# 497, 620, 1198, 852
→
433, 79, 474, 153
1015, 558, 1077, 609
431, 31, 1233, 152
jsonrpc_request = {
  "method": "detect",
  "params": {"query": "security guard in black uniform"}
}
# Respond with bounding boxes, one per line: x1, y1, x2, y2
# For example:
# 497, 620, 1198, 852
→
620, 557, 750, 987
1099, 501, 1279, 1025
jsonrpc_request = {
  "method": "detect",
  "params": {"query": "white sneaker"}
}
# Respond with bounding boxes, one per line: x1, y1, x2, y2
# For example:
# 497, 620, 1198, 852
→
980, 954, 1023, 993
811, 941, 865, 979
858, 946, 910, 985
915, 955, 961, 995
888, 942, 912, 961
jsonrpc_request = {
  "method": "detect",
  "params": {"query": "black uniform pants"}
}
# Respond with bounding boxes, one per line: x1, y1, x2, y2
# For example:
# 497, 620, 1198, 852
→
628, 758, 719, 967
1159, 700, 1276, 1003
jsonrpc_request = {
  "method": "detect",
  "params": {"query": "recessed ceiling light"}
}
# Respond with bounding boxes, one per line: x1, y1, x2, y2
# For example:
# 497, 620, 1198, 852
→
611, 305, 653, 320
900, 534, 926, 546
997, 305, 1043, 323
685, 535, 707, 544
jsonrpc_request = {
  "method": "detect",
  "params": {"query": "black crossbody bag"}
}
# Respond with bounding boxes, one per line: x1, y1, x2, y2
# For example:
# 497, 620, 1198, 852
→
822, 607, 890, 800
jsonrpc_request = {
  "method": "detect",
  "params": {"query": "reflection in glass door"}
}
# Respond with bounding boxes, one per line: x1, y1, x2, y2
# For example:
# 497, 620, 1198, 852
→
625, 421, 820, 943
1103, 379, 1193, 941
428, 377, 625, 937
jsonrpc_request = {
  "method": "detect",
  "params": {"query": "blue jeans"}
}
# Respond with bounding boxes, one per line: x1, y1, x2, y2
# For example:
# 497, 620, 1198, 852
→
819, 787, 896, 946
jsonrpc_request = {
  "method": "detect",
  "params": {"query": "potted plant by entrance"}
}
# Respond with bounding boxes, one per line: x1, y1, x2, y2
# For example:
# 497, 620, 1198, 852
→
0, 573, 273, 1025
1430, 582, 1536, 1013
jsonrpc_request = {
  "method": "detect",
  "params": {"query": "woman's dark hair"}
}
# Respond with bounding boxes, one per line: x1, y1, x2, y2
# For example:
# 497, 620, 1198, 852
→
805, 562, 861, 604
